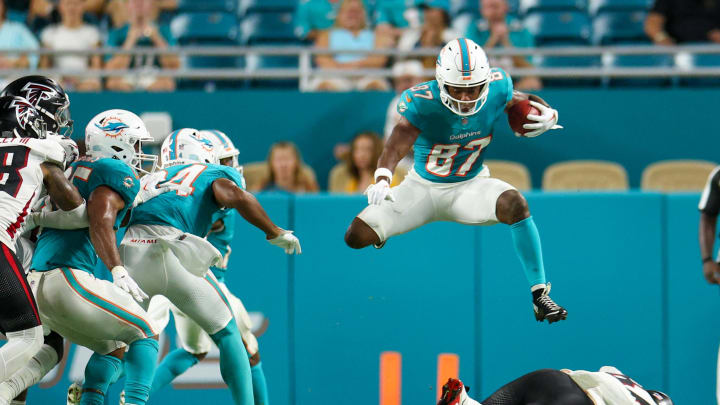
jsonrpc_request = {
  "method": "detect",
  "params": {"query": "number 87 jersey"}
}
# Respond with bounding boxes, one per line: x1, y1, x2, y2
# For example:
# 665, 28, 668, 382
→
397, 67, 513, 183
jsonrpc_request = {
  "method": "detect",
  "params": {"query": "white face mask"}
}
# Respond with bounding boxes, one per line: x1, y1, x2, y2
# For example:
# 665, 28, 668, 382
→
440, 82, 490, 116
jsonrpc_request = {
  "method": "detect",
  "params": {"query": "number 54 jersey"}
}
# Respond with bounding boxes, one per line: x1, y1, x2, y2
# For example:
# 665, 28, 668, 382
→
129, 163, 246, 237
397, 67, 513, 183
0, 138, 65, 251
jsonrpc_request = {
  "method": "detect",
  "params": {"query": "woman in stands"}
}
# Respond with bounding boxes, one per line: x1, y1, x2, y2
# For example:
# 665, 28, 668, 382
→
310, 0, 393, 91
329, 132, 403, 193
254, 141, 319, 193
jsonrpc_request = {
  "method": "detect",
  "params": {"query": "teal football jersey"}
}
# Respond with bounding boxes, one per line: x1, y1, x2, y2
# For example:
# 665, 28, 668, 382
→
32, 157, 140, 273
397, 68, 513, 183
129, 163, 245, 237
208, 209, 236, 282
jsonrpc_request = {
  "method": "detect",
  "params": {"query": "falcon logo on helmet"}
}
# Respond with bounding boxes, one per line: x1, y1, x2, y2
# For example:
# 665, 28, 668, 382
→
20, 82, 57, 106
435, 38, 491, 117
10, 98, 35, 130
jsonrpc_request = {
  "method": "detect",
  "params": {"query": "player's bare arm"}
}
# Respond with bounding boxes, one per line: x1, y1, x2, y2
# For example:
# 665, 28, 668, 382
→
87, 186, 125, 269
376, 117, 420, 182
212, 178, 282, 238
40, 162, 83, 210
88, 185, 148, 301
212, 178, 301, 254
699, 212, 718, 284
505, 90, 552, 110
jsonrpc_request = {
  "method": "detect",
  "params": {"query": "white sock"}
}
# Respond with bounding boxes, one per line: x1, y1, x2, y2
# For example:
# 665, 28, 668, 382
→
0, 326, 43, 382
0, 344, 58, 402
531, 283, 546, 293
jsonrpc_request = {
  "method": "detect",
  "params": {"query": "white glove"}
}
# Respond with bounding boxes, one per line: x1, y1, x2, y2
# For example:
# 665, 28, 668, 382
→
520, 101, 563, 138
364, 179, 395, 205
268, 231, 302, 254
111, 266, 148, 302
133, 175, 181, 208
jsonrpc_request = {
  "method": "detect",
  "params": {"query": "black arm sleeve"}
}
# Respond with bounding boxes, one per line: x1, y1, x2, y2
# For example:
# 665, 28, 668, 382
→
699, 166, 720, 216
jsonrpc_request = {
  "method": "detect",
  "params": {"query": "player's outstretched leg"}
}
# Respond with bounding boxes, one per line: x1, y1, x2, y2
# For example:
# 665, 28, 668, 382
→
344, 218, 382, 249
150, 349, 205, 394
209, 319, 254, 405
495, 190, 567, 323
0, 331, 63, 405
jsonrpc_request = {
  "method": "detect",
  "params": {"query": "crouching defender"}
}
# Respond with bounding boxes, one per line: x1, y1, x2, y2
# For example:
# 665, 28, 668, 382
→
344, 38, 566, 322
439, 367, 672, 405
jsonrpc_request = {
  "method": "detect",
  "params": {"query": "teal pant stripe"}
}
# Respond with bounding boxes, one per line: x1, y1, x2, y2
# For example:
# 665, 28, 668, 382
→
61, 268, 155, 337
204, 274, 232, 314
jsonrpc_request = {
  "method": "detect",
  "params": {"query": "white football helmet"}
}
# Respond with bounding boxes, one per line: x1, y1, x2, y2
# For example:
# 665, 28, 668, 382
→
435, 38, 491, 116
85, 109, 157, 174
160, 128, 218, 167
201, 129, 240, 170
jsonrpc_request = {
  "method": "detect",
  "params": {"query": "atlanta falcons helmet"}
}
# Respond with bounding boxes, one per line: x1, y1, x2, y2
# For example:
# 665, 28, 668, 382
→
0, 96, 47, 139
1, 75, 72, 136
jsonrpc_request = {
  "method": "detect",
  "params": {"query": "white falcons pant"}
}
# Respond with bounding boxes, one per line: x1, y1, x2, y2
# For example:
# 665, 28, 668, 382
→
148, 282, 259, 356
27, 268, 157, 355
120, 225, 233, 337
358, 167, 516, 242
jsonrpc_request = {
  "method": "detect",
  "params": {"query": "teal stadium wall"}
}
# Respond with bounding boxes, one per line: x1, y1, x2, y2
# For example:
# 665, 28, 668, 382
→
67, 89, 720, 188
8, 89, 720, 404
16, 193, 720, 405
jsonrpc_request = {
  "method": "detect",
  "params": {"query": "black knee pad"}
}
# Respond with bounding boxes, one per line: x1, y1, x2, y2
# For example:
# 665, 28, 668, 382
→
44, 330, 64, 361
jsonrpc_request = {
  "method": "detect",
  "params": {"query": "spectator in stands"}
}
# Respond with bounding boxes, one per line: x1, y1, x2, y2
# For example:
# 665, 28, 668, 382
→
310, 0, 393, 91
384, 60, 422, 169
39, 0, 102, 91
254, 142, 319, 193
329, 132, 389, 193
295, 0, 338, 41
0, 0, 39, 76
105, 0, 176, 28
397, 0, 458, 68
105, 0, 179, 91
465, 0, 541, 90
645, 0, 720, 44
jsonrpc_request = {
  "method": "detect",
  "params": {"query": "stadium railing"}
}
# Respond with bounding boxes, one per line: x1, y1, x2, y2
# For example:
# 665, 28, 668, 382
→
3, 44, 720, 89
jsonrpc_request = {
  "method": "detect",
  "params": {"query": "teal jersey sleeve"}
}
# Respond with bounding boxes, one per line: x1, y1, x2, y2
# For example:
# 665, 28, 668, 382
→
88, 159, 140, 209
31, 158, 139, 274
489, 67, 514, 107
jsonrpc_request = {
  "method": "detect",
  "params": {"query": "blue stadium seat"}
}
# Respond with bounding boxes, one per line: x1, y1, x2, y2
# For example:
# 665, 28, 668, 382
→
534, 53, 602, 87
177, 0, 235, 12
240, 12, 297, 44
239, 0, 296, 16
523, 11, 592, 45
592, 11, 647, 45
604, 49, 674, 87
588, 0, 651, 15
246, 53, 299, 88
677, 52, 720, 87
519, 0, 586, 15
450, 0, 480, 18
171, 12, 243, 89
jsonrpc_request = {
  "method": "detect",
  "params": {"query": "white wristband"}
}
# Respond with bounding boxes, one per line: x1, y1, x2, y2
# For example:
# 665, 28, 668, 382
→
374, 167, 393, 182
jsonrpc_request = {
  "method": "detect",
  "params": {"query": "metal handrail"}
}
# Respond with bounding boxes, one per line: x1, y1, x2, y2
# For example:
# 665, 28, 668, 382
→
1, 44, 718, 83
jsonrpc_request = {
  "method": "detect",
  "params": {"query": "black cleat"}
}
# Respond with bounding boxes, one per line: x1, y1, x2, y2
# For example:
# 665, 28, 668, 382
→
373, 240, 386, 249
532, 283, 567, 324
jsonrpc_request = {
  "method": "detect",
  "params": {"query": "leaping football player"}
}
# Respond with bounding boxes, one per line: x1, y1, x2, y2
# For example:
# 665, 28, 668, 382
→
344, 38, 567, 323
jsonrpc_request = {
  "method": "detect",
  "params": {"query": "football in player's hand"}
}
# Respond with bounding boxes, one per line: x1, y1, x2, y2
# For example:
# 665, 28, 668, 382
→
507, 99, 540, 137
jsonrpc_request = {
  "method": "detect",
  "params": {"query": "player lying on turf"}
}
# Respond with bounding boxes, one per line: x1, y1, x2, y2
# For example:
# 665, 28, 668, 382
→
344, 38, 566, 323
438, 367, 672, 405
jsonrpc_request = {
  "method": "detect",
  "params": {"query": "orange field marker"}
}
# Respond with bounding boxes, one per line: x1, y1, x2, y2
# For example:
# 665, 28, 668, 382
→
436, 353, 459, 401
380, 351, 402, 405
